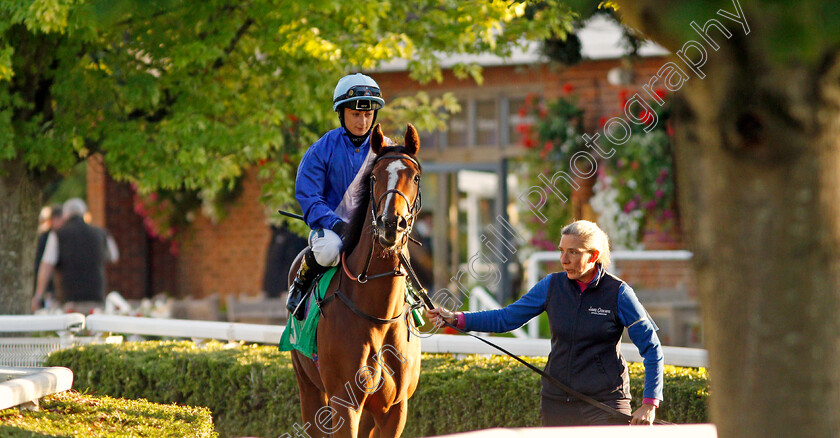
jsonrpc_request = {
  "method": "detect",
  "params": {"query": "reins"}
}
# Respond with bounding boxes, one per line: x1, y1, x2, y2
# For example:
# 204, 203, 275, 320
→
323, 151, 423, 325
393, 245, 674, 425
435, 320, 672, 425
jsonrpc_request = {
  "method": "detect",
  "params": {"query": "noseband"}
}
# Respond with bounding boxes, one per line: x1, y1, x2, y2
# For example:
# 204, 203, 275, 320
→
330, 151, 432, 327
369, 153, 423, 249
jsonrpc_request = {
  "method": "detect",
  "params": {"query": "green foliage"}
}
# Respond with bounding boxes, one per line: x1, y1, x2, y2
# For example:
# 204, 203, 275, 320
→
515, 90, 587, 250
600, 91, 677, 236
0, 390, 217, 437
0, 0, 576, 208
46, 341, 709, 437
379, 92, 462, 137
44, 160, 87, 204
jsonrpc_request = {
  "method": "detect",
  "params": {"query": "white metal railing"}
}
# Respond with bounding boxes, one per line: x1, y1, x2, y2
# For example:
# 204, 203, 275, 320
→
468, 286, 536, 339
0, 314, 105, 367
0, 313, 85, 333
0, 366, 74, 411
84, 316, 706, 367
85, 314, 285, 345
1, 311, 708, 368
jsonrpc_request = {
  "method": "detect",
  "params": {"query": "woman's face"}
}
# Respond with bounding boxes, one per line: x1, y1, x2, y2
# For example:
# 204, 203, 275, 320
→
344, 108, 375, 136
558, 234, 600, 280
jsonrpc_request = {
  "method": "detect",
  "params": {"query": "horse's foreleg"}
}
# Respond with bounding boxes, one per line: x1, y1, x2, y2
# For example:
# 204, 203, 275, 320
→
358, 410, 378, 438
377, 400, 408, 438
292, 354, 329, 438
328, 402, 365, 438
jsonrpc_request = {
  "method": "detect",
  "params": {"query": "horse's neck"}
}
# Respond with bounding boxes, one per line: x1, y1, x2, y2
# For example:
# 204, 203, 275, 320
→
344, 207, 406, 315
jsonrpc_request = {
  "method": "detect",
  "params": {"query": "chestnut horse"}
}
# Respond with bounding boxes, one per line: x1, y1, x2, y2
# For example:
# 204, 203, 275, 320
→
289, 124, 423, 438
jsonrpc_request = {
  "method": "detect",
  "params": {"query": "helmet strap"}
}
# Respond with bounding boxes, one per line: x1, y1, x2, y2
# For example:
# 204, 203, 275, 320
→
338, 107, 378, 146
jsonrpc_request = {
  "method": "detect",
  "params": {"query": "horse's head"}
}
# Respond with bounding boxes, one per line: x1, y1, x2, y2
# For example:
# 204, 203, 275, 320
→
368, 123, 422, 251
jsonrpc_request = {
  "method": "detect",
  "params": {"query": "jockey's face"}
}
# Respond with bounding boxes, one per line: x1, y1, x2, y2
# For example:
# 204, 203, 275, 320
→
344, 108, 375, 137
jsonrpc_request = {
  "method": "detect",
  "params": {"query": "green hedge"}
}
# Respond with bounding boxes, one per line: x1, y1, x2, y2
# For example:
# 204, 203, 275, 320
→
0, 390, 216, 437
45, 341, 708, 437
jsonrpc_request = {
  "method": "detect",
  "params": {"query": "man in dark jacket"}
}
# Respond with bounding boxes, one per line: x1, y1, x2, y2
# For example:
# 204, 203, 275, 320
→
32, 198, 119, 312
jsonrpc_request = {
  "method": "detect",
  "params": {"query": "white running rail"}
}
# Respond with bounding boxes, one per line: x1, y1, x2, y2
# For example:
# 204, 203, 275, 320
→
84, 316, 706, 367
85, 314, 286, 345
0, 314, 85, 333
0, 314, 87, 367
3, 311, 708, 368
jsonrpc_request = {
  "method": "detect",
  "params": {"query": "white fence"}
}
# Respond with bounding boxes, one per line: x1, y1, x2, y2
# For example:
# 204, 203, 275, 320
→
0, 314, 89, 367
0, 314, 707, 368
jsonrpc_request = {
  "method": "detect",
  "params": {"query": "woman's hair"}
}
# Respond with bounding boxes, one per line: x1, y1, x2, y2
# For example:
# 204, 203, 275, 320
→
561, 220, 612, 270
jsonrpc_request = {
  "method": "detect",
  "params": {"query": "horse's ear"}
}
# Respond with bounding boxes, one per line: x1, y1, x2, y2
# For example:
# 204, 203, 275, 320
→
370, 124, 385, 154
404, 123, 420, 156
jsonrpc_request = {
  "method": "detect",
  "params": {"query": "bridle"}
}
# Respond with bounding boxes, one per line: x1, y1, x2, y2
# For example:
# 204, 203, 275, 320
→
324, 151, 427, 326
342, 152, 422, 284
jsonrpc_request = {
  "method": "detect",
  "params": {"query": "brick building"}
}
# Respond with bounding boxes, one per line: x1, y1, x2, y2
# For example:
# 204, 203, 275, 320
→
87, 17, 699, 345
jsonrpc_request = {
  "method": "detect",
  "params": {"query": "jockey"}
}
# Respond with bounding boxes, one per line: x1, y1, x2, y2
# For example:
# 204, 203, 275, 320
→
286, 73, 387, 320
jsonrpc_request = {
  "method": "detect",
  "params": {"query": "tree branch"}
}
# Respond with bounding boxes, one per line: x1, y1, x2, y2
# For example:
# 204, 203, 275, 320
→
212, 18, 255, 70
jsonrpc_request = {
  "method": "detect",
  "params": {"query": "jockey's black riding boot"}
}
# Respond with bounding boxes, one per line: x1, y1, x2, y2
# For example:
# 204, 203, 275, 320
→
286, 249, 328, 321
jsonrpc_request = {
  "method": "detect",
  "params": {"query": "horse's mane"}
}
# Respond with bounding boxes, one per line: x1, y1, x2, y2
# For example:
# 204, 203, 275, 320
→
341, 146, 420, 256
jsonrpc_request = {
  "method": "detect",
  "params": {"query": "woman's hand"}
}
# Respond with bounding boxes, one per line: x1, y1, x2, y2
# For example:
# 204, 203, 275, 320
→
630, 403, 656, 425
426, 307, 456, 328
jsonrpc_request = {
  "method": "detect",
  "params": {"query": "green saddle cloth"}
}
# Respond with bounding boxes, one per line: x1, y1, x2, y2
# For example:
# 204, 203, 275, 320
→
278, 268, 426, 359
278, 267, 337, 359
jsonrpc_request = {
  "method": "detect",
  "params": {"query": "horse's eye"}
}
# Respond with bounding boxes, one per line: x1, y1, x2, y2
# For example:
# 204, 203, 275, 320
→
371, 175, 377, 182
413, 175, 420, 183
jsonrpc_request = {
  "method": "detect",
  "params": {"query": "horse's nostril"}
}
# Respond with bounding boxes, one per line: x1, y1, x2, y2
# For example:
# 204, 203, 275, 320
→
397, 216, 408, 231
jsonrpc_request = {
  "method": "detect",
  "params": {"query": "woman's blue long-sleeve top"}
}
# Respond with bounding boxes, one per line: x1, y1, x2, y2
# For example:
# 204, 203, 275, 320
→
463, 267, 664, 402
295, 128, 372, 231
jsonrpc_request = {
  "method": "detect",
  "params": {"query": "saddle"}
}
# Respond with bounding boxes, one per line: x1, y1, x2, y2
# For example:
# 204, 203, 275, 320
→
278, 268, 337, 359
278, 268, 426, 360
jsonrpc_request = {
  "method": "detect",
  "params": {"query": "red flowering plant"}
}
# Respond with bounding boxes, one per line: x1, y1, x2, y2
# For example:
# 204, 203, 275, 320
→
515, 85, 588, 250
132, 187, 199, 254
132, 177, 242, 254
595, 88, 677, 243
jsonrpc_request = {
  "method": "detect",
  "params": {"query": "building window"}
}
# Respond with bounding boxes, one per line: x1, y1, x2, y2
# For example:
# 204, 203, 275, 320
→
420, 92, 534, 150
507, 96, 531, 147
475, 99, 498, 147
446, 107, 468, 148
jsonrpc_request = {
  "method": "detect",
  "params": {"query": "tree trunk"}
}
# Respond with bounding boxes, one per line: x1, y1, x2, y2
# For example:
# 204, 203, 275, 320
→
610, 1, 840, 434
0, 159, 43, 315
669, 40, 840, 438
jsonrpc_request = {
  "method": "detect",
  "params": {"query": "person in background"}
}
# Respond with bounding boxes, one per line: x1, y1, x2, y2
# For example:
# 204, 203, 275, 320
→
33, 204, 64, 309
32, 198, 119, 312
427, 220, 664, 426
285, 73, 388, 320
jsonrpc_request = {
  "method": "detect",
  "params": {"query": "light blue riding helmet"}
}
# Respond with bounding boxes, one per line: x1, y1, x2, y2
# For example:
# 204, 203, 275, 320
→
332, 73, 385, 112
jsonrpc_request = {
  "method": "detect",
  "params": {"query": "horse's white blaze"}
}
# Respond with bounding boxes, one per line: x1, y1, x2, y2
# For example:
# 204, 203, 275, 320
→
384, 160, 407, 211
